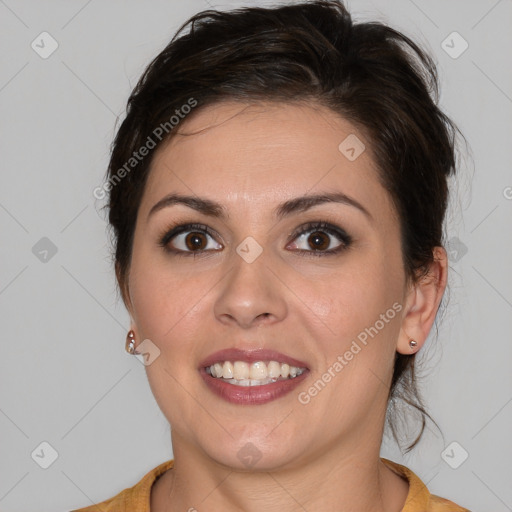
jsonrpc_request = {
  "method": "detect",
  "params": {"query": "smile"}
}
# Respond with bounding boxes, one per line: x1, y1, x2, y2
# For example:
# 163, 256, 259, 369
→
205, 360, 306, 387
199, 348, 310, 405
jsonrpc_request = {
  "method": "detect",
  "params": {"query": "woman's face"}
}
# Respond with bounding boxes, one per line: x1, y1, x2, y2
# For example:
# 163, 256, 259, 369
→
126, 101, 411, 470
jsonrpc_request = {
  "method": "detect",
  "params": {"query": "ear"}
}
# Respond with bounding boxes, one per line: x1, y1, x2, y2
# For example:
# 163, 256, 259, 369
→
397, 246, 448, 354
116, 262, 139, 338
116, 261, 133, 313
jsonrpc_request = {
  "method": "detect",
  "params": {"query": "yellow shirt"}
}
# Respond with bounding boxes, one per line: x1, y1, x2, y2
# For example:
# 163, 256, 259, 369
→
71, 458, 470, 511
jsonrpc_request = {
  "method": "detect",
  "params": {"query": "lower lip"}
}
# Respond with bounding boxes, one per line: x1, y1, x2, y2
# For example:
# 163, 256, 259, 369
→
199, 367, 309, 405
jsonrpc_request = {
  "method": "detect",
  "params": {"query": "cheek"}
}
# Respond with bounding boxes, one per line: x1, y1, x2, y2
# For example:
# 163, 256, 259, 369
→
128, 259, 210, 423
128, 249, 209, 341
289, 253, 404, 412
297, 268, 402, 409
293, 252, 402, 340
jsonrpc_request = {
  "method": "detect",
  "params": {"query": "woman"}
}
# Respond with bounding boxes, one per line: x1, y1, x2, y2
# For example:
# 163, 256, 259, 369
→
74, 1, 470, 510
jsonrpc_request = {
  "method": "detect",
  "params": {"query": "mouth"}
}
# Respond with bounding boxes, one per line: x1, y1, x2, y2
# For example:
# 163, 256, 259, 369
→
199, 348, 310, 405
205, 360, 306, 386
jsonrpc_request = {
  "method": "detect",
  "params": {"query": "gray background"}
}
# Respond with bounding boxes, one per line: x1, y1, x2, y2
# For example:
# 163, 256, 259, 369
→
0, 0, 511, 510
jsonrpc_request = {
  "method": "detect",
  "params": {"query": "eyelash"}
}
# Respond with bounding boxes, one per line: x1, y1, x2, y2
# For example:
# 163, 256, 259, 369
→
158, 221, 353, 258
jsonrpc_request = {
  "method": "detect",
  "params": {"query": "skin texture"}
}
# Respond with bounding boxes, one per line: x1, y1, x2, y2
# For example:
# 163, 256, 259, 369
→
122, 101, 448, 511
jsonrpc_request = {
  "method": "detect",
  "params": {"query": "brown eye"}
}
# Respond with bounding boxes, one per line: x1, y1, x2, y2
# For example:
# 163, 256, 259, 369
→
287, 221, 352, 255
307, 231, 330, 251
184, 232, 208, 251
159, 223, 223, 255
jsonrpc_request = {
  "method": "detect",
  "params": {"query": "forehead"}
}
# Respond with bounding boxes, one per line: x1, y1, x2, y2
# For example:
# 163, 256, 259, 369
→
140, 101, 391, 220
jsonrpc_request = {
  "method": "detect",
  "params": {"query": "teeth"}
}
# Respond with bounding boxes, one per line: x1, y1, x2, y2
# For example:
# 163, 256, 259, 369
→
233, 361, 249, 380
249, 361, 267, 380
267, 361, 281, 379
206, 360, 306, 386
224, 377, 276, 387
222, 361, 234, 379
213, 363, 223, 378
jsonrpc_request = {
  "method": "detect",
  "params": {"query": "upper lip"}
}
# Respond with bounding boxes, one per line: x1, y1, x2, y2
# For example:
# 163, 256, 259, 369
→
199, 348, 309, 370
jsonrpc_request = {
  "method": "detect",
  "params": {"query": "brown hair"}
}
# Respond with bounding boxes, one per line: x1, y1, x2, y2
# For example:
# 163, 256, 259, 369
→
104, 0, 460, 452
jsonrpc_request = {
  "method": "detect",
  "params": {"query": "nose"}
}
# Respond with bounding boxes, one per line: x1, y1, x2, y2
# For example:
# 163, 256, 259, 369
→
213, 250, 288, 329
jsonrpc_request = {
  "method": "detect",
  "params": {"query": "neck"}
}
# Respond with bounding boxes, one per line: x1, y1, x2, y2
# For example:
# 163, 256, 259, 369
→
152, 432, 409, 512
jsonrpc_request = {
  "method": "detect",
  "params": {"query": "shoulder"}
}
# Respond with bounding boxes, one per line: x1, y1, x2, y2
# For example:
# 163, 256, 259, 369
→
70, 459, 175, 512
381, 458, 471, 512
428, 493, 472, 511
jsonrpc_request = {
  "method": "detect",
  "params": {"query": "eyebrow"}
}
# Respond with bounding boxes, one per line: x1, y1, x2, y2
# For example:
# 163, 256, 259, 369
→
147, 191, 372, 223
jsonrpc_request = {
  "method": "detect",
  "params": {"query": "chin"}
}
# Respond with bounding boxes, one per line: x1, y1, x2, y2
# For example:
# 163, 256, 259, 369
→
205, 436, 303, 473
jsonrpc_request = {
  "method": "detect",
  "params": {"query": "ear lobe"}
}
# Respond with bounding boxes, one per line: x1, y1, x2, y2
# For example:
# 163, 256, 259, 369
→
397, 247, 448, 354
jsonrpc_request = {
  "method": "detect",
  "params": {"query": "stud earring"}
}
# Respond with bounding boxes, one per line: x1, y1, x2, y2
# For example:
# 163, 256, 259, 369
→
409, 339, 418, 350
126, 330, 136, 354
